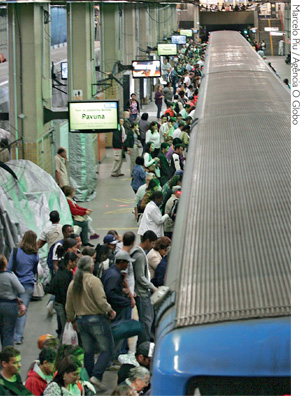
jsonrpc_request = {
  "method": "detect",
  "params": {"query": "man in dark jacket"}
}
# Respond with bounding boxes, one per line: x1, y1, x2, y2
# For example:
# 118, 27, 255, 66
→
158, 142, 170, 186
101, 251, 135, 320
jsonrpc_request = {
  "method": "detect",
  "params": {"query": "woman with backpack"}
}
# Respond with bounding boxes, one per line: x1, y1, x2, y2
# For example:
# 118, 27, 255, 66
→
7, 230, 39, 344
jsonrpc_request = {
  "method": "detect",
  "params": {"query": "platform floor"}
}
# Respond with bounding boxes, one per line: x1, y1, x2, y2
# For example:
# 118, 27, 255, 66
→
15, 55, 290, 395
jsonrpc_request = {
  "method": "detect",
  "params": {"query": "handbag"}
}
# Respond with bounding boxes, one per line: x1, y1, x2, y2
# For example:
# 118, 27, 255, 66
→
111, 319, 142, 341
32, 273, 45, 300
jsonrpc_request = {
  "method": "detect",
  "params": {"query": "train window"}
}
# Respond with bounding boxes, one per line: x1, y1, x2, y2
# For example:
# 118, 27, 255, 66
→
185, 376, 291, 396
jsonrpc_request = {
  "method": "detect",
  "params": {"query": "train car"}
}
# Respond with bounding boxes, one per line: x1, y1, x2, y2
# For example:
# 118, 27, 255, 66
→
151, 31, 291, 396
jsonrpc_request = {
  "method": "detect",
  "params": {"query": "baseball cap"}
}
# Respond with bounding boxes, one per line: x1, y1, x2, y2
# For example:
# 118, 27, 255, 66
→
115, 250, 135, 263
103, 234, 118, 245
172, 186, 181, 194
136, 342, 155, 358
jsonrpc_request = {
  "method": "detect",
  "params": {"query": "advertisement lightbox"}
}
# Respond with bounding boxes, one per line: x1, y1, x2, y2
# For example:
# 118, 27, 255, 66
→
171, 35, 187, 45
157, 43, 177, 56
68, 101, 119, 133
179, 29, 193, 37
132, 60, 161, 78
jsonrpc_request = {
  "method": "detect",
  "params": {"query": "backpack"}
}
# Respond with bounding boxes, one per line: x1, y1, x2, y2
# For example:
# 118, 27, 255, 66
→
169, 198, 179, 222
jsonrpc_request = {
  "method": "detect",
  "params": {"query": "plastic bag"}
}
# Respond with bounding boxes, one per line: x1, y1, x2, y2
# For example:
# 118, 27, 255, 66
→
62, 322, 78, 345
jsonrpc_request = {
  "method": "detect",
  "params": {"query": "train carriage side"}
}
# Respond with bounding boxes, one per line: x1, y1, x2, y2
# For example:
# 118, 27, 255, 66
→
151, 31, 291, 396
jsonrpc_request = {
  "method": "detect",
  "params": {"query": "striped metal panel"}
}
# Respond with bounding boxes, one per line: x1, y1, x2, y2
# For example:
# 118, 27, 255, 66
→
168, 31, 290, 328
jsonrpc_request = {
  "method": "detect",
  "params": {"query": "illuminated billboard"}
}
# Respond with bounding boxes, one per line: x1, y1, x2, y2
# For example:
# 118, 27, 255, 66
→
171, 35, 187, 45
132, 60, 161, 78
179, 29, 193, 37
157, 44, 177, 56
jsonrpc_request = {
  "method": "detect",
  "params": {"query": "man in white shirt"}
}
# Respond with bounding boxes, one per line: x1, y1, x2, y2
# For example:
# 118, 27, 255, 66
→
36, 211, 63, 251
173, 122, 185, 139
162, 58, 172, 81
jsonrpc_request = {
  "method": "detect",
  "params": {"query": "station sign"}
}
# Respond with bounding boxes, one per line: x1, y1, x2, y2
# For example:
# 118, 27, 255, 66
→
157, 44, 178, 56
179, 29, 193, 37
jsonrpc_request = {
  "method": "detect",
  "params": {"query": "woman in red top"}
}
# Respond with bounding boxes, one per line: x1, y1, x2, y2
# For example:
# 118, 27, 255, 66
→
62, 186, 93, 247
164, 102, 175, 118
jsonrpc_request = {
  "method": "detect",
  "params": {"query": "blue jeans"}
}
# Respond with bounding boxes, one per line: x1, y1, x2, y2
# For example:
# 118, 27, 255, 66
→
76, 315, 114, 380
14, 286, 33, 343
129, 113, 137, 122
156, 103, 162, 119
0, 300, 18, 347
135, 294, 154, 346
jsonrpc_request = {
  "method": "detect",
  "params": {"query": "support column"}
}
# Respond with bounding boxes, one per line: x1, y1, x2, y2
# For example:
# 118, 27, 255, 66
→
67, 3, 97, 199
8, 4, 52, 166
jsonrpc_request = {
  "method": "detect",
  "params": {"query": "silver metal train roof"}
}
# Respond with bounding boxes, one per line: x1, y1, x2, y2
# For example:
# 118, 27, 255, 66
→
167, 31, 291, 328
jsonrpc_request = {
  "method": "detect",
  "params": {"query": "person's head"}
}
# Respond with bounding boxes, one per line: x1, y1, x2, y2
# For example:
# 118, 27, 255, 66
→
103, 234, 118, 251
167, 82, 172, 88
145, 142, 154, 154
115, 250, 135, 271
60, 251, 78, 271
49, 210, 60, 224
170, 117, 176, 125
62, 224, 74, 239
176, 114, 183, 123
70, 233, 82, 250
131, 93, 136, 101
60, 238, 78, 257
141, 230, 158, 251
157, 85, 163, 92
174, 144, 184, 155
179, 90, 185, 98
72, 256, 95, 295
37, 334, 57, 350
178, 122, 185, 130
147, 178, 160, 192
172, 185, 182, 198
0, 255, 7, 272
0, 347, 21, 378
145, 173, 154, 186
62, 185, 75, 198
168, 173, 183, 189
131, 122, 139, 132
54, 356, 81, 388
110, 384, 135, 396
135, 342, 155, 368
182, 125, 190, 133
135, 156, 144, 166
119, 118, 124, 126
57, 147, 67, 159
19, 230, 38, 255
151, 190, 164, 206
123, 231, 136, 248
55, 344, 84, 373
81, 246, 96, 262
160, 142, 170, 155
141, 113, 149, 121
172, 138, 183, 147
124, 111, 130, 119
149, 121, 158, 133
161, 115, 167, 124
127, 366, 150, 393
95, 244, 112, 264
185, 116, 192, 125
39, 348, 56, 376
174, 94, 179, 100
163, 58, 168, 64
153, 237, 171, 256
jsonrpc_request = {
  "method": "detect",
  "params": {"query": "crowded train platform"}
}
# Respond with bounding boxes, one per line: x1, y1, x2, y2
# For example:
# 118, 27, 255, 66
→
0, 2, 291, 395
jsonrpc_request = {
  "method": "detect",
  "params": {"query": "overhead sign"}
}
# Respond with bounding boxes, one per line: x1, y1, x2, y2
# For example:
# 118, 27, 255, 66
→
179, 29, 193, 37
171, 35, 187, 45
69, 101, 119, 133
157, 44, 177, 56
132, 60, 161, 78
270, 32, 284, 36
264, 27, 279, 32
